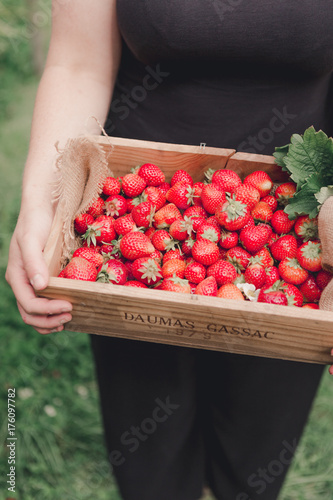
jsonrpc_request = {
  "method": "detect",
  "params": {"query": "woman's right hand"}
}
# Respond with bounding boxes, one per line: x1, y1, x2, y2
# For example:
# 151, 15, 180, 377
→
5, 206, 72, 334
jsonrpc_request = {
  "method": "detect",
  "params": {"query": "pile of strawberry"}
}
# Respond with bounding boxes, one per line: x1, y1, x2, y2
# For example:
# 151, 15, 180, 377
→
59, 163, 332, 307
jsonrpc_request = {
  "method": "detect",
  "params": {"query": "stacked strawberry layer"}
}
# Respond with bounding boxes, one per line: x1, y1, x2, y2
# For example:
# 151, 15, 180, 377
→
59, 163, 332, 307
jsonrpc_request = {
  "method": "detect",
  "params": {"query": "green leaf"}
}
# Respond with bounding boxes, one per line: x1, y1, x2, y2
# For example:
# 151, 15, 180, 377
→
284, 183, 320, 219
315, 185, 333, 205
273, 144, 289, 169
283, 127, 333, 186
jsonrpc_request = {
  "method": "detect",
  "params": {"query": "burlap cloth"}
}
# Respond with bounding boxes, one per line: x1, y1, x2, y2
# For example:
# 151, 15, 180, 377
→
319, 196, 333, 310
53, 136, 110, 265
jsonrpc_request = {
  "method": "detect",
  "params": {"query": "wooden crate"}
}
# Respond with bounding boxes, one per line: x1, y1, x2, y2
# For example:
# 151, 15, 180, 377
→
39, 136, 333, 365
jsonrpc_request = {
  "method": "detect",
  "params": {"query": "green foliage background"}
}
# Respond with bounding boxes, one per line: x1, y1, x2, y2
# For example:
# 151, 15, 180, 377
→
1, 3, 333, 499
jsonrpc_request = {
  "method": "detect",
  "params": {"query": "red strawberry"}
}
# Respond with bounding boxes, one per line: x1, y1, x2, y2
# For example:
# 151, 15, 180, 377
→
126, 198, 137, 213
192, 239, 220, 266
226, 246, 251, 273
189, 283, 197, 294
192, 182, 205, 207
239, 224, 272, 254
158, 182, 171, 196
131, 202, 155, 228
294, 215, 318, 241
196, 222, 220, 243
105, 195, 127, 218
84, 216, 116, 245
132, 256, 163, 285
278, 258, 309, 285
261, 195, 278, 212
150, 249, 163, 264
252, 247, 274, 268
190, 216, 207, 232
299, 276, 321, 302
244, 263, 266, 288
219, 230, 238, 249
184, 262, 206, 284
207, 260, 237, 286
206, 215, 221, 230
316, 270, 333, 290
124, 281, 148, 288
162, 259, 186, 279
211, 169, 242, 194
161, 276, 191, 293
74, 213, 94, 234
274, 182, 297, 205
258, 285, 288, 306
103, 176, 121, 196
243, 171, 273, 198
169, 217, 194, 241
234, 185, 260, 210
271, 210, 295, 234
166, 182, 197, 209
215, 196, 251, 231
122, 173, 146, 197
217, 283, 245, 300
171, 170, 193, 186
302, 303, 319, 309
201, 184, 226, 214
143, 186, 166, 211
251, 201, 273, 222
183, 206, 208, 219
114, 213, 137, 236
119, 232, 155, 260
154, 203, 182, 229
62, 257, 98, 281
264, 266, 280, 286
145, 226, 156, 240
98, 243, 114, 257
270, 235, 298, 261
152, 230, 178, 252
268, 232, 279, 248
195, 276, 218, 296
296, 241, 322, 272
282, 283, 304, 307
137, 163, 165, 186
163, 249, 185, 264
97, 259, 128, 285
87, 197, 105, 218
72, 247, 104, 268
181, 237, 195, 256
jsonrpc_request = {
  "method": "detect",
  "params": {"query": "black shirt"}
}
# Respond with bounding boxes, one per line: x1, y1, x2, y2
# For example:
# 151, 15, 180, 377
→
106, 0, 333, 154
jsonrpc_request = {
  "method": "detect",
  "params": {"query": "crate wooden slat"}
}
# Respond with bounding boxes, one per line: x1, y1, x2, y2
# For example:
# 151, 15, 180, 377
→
39, 136, 333, 365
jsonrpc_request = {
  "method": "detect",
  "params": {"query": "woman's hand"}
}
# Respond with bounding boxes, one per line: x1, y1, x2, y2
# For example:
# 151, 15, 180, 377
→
5, 206, 72, 334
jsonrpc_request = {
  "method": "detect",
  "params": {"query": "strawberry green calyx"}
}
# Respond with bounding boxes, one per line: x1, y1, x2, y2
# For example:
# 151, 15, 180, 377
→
132, 193, 147, 206
297, 220, 318, 241
181, 216, 194, 236
139, 259, 162, 283
185, 186, 198, 205
204, 168, 216, 183
96, 264, 119, 284
299, 241, 321, 260
222, 195, 248, 221
249, 255, 265, 266
283, 258, 303, 270
111, 238, 122, 256
264, 280, 284, 293
169, 274, 189, 286
200, 228, 219, 243
83, 224, 102, 247
130, 165, 141, 174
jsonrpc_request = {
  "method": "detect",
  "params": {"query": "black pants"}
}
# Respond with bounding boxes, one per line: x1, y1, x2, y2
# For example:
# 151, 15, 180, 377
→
90, 335, 323, 500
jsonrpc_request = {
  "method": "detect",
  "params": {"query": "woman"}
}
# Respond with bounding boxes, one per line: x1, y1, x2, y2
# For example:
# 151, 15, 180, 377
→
6, 1, 333, 499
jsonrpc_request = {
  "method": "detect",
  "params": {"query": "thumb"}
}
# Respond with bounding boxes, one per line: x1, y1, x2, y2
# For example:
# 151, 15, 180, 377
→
19, 233, 50, 291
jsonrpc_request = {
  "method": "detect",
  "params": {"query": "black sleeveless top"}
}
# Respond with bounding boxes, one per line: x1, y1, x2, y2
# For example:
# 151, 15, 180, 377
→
106, 1, 333, 155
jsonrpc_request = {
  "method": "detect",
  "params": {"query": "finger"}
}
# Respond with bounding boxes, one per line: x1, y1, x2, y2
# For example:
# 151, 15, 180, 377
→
18, 231, 50, 290
17, 303, 72, 329
8, 241, 72, 315
36, 326, 64, 335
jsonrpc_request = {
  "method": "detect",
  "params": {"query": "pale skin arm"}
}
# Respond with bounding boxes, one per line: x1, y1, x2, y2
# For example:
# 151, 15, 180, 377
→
5, 0, 121, 334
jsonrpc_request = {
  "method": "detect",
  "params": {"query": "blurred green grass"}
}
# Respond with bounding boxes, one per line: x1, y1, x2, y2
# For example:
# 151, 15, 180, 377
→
0, 79, 333, 500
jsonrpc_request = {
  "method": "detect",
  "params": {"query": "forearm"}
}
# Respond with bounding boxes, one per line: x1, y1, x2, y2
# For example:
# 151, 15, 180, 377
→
22, 65, 114, 211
